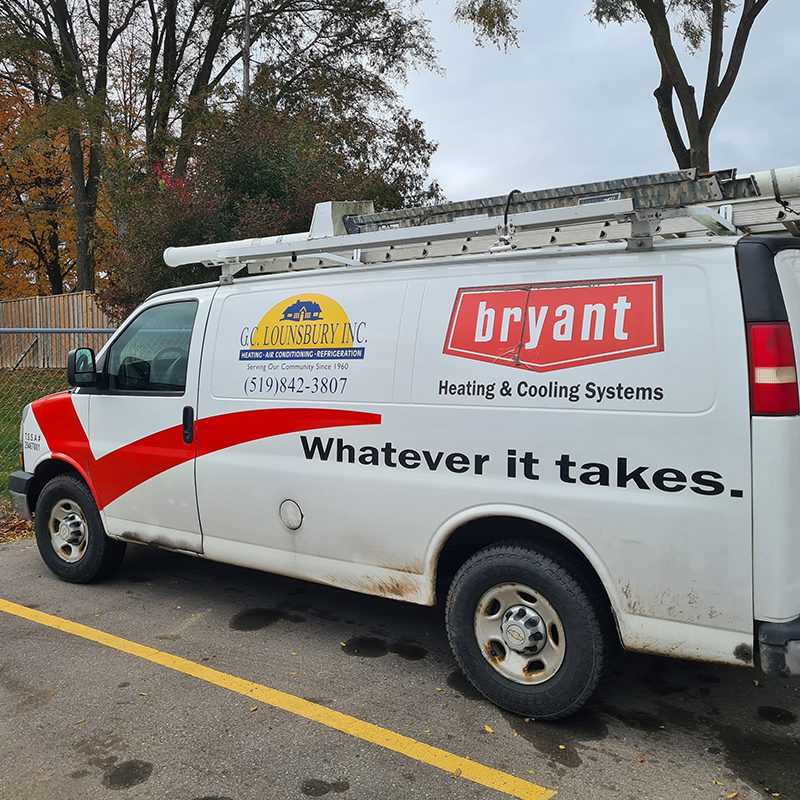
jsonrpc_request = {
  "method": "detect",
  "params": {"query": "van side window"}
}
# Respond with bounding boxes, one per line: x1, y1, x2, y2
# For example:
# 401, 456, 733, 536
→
107, 301, 198, 394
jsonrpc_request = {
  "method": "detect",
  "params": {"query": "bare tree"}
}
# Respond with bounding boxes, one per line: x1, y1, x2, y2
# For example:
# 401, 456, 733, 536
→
136, 0, 435, 177
456, 0, 773, 171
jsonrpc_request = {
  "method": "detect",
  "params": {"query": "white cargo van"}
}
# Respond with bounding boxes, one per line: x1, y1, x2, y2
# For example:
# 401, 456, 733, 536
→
9, 168, 800, 719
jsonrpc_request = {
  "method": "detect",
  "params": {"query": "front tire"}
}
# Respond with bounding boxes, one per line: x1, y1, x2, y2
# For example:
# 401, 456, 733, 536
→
445, 541, 610, 720
35, 475, 126, 583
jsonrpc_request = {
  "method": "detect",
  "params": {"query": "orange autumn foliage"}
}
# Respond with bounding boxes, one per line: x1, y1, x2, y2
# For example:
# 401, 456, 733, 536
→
0, 84, 73, 297
0, 84, 113, 299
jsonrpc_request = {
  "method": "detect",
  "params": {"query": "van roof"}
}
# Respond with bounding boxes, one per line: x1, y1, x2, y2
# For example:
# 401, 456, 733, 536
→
148, 234, 792, 303
160, 167, 800, 290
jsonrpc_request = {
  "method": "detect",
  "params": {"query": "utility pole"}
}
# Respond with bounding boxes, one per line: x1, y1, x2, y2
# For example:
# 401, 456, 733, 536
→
243, 0, 251, 99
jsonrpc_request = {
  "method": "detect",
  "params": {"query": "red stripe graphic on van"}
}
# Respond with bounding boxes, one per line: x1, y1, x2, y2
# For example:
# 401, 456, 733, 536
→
32, 393, 381, 510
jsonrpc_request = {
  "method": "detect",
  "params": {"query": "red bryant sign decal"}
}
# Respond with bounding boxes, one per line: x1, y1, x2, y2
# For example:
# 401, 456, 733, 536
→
443, 276, 664, 372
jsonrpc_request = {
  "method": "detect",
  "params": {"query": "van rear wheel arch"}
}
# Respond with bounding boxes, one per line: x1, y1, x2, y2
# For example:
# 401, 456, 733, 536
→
445, 539, 613, 718
433, 513, 619, 641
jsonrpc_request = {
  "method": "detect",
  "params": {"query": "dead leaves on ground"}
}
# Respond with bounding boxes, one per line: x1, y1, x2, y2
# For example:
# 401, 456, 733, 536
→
0, 510, 33, 543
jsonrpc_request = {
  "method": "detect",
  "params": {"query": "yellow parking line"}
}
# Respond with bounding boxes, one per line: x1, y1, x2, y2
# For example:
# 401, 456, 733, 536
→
0, 597, 555, 800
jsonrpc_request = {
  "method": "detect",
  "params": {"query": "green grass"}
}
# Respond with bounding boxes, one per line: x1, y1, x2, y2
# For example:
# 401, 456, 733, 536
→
0, 369, 67, 503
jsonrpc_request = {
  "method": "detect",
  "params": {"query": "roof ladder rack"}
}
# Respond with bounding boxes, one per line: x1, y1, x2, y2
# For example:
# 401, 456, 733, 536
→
341, 168, 755, 234
162, 167, 800, 283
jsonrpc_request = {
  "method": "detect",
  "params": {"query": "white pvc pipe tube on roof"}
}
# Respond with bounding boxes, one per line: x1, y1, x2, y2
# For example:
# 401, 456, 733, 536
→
164, 231, 311, 268
744, 166, 800, 198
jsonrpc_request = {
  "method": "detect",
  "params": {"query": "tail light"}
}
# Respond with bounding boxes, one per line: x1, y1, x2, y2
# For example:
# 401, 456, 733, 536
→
747, 322, 800, 415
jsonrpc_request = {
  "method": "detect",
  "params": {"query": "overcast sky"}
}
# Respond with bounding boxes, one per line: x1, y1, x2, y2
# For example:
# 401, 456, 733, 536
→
403, 0, 800, 200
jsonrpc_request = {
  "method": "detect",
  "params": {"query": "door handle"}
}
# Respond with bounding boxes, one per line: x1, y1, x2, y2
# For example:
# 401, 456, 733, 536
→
182, 406, 195, 444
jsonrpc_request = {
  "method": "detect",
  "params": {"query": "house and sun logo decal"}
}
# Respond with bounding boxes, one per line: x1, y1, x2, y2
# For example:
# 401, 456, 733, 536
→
239, 293, 367, 361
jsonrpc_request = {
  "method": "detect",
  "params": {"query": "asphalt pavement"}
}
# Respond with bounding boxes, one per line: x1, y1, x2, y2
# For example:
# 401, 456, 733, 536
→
1, 535, 798, 800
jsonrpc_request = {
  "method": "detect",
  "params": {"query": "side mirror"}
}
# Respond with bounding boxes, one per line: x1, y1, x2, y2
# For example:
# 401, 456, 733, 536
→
67, 347, 98, 388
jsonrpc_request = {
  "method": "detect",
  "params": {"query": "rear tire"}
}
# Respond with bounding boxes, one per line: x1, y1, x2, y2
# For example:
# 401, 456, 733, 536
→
35, 475, 126, 583
445, 541, 610, 720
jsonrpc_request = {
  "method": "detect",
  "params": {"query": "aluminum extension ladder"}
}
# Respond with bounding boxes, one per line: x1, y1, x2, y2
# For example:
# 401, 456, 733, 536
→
162, 166, 800, 283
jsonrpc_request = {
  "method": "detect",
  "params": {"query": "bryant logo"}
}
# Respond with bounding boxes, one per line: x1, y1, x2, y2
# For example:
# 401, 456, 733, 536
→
443, 277, 663, 372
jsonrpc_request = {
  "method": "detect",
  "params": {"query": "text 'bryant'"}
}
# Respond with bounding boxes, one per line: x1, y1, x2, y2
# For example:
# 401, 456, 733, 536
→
443, 277, 663, 371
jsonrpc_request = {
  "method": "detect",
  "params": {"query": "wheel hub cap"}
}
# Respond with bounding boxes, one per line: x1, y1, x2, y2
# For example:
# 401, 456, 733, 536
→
48, 500, 88, 563
501, 605, 547, 653
473, 582, 566, 685
59, 514, 85, 543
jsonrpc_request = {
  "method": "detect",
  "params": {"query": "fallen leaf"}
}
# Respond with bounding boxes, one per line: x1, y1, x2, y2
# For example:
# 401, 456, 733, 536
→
289, 671, 299, 676
636, 755, 645, 763
435, 687, 444, 692
527, 770, 537, 775
339, 642, 347, 647
558, 744, 566, 750
711, 781, 725, 786
726, 793, 740, 799
451, 768, 462, 779
423, 729, 432, 734
771, 794, 780, 798
512, 731, 519, 737
291, 651, 299, 656
75, 719, 86, 725
249, 706, 258, 712
483, 725, 494, 734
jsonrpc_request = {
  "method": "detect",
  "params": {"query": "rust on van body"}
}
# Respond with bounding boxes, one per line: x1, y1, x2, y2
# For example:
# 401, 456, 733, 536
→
117, 530, 199, 554
363, 574, 419, 600
324, 570, 420, 601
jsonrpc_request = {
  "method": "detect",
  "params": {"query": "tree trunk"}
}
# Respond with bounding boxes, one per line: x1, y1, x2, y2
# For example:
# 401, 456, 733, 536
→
66, 131, 96, 292
688, 137, 711, 173
653, 78, 691, 169
173, 0, 238, 177
149, 0, 178, 164
173, 98, 201, 177
45, 222, 64, 295
72, 202, 96, 292
635, 0, 771, 172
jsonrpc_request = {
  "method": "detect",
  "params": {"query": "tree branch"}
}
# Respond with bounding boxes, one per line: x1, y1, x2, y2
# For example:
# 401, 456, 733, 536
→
175, 0, 206, 68
703, 0, 770, 132
84, 0, 99, 30
108, 0, 144, 50
653, 72, 691, 169
701, 0, 725, 121
635, 0, 701, 137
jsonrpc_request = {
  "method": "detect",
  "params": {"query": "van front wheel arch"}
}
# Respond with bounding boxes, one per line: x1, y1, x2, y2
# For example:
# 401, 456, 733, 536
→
445, 540, 610, 719
35, 475, 126, 584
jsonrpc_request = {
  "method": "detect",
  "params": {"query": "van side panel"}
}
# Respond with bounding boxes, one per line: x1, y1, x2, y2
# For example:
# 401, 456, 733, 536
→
195, 277, 415, 589
753, 248, 800, 623
195, 243, 753, 666
408, 246, 753, 663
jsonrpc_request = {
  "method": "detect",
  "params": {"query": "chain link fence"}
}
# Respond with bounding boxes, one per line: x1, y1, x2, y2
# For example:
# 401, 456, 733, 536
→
0, 328, 115, 503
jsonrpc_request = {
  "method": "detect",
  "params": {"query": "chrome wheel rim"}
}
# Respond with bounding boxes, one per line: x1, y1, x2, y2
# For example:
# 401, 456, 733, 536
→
474, 582, 566, 685
48, 499, 88, 563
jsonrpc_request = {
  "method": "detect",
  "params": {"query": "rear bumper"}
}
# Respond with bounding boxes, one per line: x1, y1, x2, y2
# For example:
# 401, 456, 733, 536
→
758, 617, 800, 676
7, 470, 33, 521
